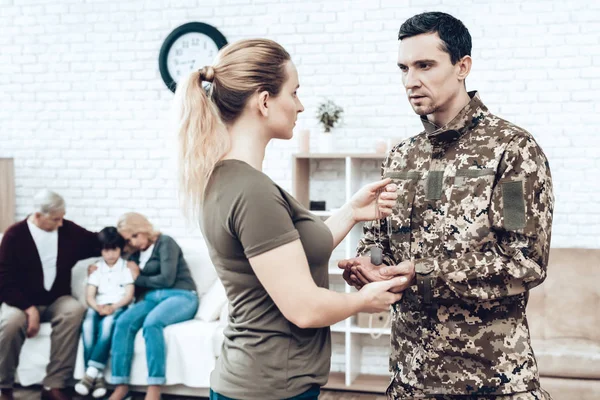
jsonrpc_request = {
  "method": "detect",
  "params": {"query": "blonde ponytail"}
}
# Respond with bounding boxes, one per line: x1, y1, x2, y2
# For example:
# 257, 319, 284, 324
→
174, 69, 229, 220
174, 39, 290, 223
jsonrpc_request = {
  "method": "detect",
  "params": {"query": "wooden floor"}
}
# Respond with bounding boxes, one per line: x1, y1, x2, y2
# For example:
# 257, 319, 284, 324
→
12, 386, 386, 400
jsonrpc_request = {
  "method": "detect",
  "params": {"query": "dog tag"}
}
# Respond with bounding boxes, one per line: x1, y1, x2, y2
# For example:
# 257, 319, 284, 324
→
370, 246, 383, 266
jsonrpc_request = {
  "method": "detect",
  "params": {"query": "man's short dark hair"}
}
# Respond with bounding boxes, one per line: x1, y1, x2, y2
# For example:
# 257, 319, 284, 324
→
398, 12, 472, 64
98, 226, 125, 251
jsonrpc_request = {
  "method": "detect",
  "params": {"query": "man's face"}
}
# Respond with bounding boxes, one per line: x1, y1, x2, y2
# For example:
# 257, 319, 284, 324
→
36, 210, 65, 232
397, 32, 464, 118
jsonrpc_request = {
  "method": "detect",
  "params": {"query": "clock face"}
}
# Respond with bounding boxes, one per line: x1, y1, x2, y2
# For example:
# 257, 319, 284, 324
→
167, 32, 220, 84
159, 22, 228, 92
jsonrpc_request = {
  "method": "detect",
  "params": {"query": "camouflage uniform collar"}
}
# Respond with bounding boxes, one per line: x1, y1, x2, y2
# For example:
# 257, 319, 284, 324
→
420, 91, 488, 145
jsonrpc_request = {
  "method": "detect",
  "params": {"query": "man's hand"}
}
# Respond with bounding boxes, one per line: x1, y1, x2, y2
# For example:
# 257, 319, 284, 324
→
127, 261, 140, 280
339, 256, 390, 289
24, 306, 40, 338
87, 263, 98, 276
339, 257, 416, 293
339, 258, 362, 290
379, 260, 415, 293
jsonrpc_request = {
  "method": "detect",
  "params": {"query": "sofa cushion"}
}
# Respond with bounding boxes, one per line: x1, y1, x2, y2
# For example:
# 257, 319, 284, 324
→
527, 248, 600, 343
539, 376, 600, 400
103, 319, 221, 387
196, 279, 227, 322
177, 238, 218, 295
71, 257, 102, 306
531, 338, 600, 379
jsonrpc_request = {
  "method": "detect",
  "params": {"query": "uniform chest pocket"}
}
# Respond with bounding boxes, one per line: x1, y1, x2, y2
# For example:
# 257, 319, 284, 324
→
384, 171, 420, 259
445, 168, 495, 246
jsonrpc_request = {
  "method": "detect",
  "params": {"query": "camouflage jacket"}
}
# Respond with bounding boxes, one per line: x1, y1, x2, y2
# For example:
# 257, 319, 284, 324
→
356, 92, 554, 398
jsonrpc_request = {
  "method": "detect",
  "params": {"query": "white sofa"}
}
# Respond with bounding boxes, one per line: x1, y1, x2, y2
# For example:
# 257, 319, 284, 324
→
0, 234, 227, 397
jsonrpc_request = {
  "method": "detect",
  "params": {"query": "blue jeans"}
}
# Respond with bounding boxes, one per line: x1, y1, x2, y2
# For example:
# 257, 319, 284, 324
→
110, 289, 199, 385
209, 387, 320, 400
82, 307, 126, 370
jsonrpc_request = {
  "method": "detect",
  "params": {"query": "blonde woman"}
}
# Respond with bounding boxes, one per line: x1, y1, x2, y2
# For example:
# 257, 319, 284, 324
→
174, 39, 410, 400
107, 213, 198, 400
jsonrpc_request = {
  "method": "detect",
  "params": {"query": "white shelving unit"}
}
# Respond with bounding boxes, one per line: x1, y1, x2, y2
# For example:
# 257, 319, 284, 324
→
292, 153, 392, 393
311, 210, 334, 217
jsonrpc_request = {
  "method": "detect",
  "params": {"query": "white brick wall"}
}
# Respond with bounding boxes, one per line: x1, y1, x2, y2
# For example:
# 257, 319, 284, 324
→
1, 0, 599, 248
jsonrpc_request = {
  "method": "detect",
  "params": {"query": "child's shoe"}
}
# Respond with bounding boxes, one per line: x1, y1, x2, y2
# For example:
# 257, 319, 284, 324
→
91, 376, 107, 398
74, 373, 95, 396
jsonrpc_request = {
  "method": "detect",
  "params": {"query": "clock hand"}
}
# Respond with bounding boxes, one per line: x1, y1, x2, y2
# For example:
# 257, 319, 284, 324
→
174, 59, 195, 66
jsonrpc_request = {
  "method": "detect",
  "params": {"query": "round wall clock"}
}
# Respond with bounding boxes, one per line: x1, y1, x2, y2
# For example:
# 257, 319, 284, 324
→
158, 22, 228, 93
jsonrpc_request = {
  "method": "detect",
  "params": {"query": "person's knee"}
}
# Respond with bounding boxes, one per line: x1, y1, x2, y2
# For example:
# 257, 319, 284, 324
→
82, 308, 96, 323
82, 310, 96, 330
100, 315, 116, 333
142, 316, 164, 332
84, 307, 97, 318
0, 310, 27, 338
113, 313, 136, 336
58, 297, 86, 320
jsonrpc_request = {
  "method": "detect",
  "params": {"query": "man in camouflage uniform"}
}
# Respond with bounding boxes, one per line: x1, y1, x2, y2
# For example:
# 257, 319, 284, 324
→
339, 12, 554, 400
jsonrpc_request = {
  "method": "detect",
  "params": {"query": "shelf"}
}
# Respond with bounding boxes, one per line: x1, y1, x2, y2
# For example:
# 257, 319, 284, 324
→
294, 153, 386, 159
349, 325, 391, 336
311, 210, 333, 217
330, 322, 391, 336
292, 152, 388, 389
331, 322, 346, 333
324, 372, 389, 394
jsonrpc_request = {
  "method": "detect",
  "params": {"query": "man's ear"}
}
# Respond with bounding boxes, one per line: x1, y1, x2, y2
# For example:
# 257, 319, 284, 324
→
257, 90, 270, 118
457, 55, 472, 82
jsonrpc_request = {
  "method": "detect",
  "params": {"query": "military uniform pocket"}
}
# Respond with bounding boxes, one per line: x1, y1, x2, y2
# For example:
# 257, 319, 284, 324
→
445, 168, 495, 250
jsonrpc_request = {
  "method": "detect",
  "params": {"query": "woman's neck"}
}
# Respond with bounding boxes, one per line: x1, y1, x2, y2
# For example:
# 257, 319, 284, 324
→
223, 117, 269, 171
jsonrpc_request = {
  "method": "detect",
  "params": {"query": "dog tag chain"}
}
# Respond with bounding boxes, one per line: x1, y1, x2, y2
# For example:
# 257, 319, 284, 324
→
370, 189, 383, 266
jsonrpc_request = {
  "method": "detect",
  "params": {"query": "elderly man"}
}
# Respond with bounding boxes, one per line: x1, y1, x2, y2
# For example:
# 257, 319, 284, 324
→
0, 190, 100, 400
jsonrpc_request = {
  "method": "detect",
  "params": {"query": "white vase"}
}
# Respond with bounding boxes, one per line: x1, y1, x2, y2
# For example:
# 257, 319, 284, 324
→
297, 129, 310, 153
320, 131, 334, 153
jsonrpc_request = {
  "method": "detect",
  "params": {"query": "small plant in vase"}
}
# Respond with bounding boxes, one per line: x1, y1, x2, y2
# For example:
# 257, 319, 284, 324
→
316, 99, 343, 152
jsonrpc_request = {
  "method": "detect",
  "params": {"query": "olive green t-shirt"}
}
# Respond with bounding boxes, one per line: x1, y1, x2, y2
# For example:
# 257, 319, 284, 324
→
202, 159, 333, 400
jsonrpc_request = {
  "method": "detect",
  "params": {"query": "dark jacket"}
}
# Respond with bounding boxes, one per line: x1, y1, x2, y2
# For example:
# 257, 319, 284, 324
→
128, 234, 196, 299
0, 218, 101, 310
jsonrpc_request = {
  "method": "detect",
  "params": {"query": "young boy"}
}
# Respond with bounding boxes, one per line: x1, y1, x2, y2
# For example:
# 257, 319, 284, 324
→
75, 227, 134, 398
